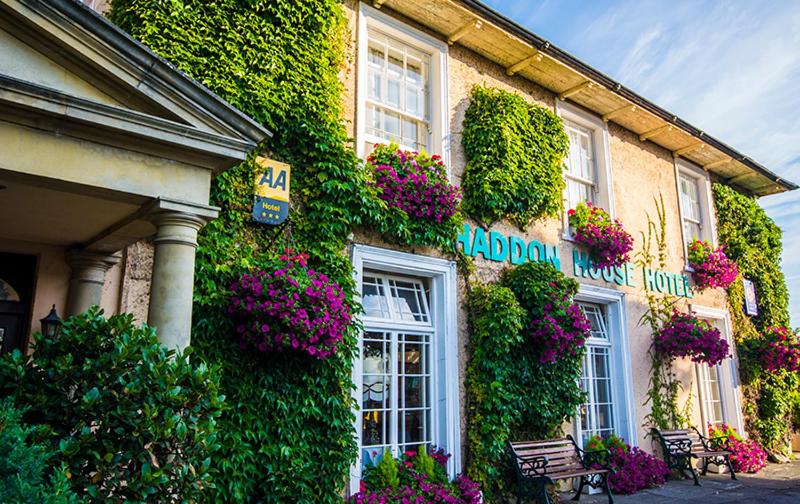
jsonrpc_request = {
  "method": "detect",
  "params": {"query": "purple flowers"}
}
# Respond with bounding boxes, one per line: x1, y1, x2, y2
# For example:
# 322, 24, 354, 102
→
227, 250, 352, 359
351, 448, 481, 504
654, 311, 729, 366
687, 239, 739, 290
367, 144, 462, 224
529, 294, 590, 364
759, 325, 800, 373
568, 202, 634, 269
587, 435, 669, 495
708, 423, 767, 473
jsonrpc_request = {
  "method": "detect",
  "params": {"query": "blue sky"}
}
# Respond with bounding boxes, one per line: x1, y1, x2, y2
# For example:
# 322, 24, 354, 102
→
481, 0, 800, 324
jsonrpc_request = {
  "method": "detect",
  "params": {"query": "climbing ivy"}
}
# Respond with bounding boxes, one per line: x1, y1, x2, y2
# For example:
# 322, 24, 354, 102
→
713, 183, 799, 454
461, 86, 569, 229
465, 263, 586, 501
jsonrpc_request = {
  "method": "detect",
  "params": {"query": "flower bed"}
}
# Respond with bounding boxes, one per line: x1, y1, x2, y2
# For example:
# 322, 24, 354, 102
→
368, 144, 461, 224
708, 423, 767, 473
687, 239, 739, 290
759, 325, 800, 373
351, 448, 481, 504
228, 250, 352, 359
568, 202, 634, 269
654, 311, 729, 366
587, 434, 669, 495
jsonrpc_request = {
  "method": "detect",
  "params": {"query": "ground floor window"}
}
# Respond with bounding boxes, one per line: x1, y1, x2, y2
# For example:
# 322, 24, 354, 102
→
350, 245, 459, 494
693, 310, 741, 432
699, 362, 725, 426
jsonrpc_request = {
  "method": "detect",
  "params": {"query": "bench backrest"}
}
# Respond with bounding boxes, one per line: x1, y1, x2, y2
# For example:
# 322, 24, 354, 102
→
655, 428, 706, 454
509, 437, 583, 476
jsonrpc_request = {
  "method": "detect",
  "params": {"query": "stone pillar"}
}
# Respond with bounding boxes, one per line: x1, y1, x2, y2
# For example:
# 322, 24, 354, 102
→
146, 211, 206, 351
65, 250, 121, 316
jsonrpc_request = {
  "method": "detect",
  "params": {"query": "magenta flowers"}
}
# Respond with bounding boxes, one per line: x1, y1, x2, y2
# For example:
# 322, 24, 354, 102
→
228, 250, 352, 359
688, 239, 739, 290
708, 423, 767, 474
587, 434, 669, 495
654, 311, 729, 366
367, 144, 462, 224
529, 294, 590, 364
568, 202, 634, 269
759, 325, 800, 373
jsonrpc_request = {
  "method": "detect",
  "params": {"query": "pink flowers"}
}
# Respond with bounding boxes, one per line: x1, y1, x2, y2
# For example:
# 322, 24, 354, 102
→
367, 144, 461, 224
529, 300, 590, 364
708, 423, 767, 473
568, 202, 634, 269
759, 325, 800, 373
654, 311, 729, 366
587, 434, 669, 495
351, 448, 481, 504
227, 250, 352, 359
687, 239, 739, 290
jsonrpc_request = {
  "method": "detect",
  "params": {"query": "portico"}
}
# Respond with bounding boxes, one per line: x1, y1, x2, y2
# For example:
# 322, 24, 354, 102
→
0, 0, 270, 352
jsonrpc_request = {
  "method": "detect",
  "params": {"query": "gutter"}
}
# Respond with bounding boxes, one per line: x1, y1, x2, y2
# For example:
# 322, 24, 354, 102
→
460, 0, 798, 192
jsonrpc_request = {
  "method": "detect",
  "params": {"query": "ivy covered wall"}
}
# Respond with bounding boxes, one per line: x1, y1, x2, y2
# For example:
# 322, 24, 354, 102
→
713, 183, 799, 454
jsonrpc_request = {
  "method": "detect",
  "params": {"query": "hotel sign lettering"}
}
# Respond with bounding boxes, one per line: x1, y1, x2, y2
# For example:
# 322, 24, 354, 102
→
457, 224, 692, 298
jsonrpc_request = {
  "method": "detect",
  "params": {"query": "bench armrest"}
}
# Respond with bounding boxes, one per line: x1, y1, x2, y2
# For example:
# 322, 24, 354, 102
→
692, 426, 728, 451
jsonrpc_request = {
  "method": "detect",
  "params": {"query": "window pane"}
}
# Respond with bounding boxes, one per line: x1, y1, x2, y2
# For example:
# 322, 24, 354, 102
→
580, 344, 615, 441
362, 277, 390, 318
684, 220, 702, 241
389, 279, 430, 323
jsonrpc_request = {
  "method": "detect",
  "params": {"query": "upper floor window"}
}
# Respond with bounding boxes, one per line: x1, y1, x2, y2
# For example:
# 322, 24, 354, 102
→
564, 123, 596, 210
676, 160, 715, 253
357, 4, 447, 160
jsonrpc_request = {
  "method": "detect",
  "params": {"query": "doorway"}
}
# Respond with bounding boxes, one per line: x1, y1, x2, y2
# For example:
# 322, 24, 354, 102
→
0, 252, 37, 355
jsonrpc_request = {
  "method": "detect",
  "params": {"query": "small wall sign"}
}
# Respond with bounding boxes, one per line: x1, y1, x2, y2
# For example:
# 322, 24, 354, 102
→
743, 278, 758, 316
253, 157, 290, 225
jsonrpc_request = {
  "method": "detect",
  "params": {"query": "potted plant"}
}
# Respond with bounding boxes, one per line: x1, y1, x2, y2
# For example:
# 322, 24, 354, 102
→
568, 202, 634, 269
654, 311, 729, 366
707, 423, 767, 474
687, 239, 739, 290
228, 250, 352, 359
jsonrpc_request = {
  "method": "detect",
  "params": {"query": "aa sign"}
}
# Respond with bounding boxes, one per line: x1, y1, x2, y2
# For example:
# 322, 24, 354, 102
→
253, 156, 291, 225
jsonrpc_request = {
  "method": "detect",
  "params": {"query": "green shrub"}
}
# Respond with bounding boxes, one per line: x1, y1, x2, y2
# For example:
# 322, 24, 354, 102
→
0, 308, 224, 502
461, 85, 569, 228
0, 399, 81, 504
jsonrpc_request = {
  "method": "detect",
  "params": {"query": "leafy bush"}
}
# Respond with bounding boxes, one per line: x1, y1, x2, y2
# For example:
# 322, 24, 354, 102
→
654, 311, 730, 366
464, 285, 524, 499
568, 202, 634, 269
461, 85, 568, 228
586, 435, 669, 495
0, 399, 81, 504
367, 143, 463, 248
0, 308, 224, 502
228, 249, 353, 359
353, 448, 481, 504
687, 239, 739, 290
708, 423, 767, 474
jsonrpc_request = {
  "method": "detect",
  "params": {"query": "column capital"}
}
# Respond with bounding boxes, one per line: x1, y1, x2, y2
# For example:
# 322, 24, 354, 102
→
147, 211, 207, 248
66, 250, 121, 283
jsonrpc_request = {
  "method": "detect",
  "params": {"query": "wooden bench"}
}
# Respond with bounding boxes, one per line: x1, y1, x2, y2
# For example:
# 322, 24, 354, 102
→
651, 427, 737, 485
509, 435, 614, 504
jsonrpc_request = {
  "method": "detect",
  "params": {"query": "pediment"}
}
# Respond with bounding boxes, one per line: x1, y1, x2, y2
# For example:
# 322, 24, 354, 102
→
0, 0, 269, 147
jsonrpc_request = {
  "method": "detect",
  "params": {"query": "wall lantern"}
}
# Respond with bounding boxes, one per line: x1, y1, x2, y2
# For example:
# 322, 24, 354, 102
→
40, 304, 62, 338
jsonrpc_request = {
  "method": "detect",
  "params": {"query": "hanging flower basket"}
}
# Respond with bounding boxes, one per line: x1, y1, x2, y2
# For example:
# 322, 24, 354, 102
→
654, 311, 729, 366
568, 202, 634, 269
367, 143, 462, 224
687, 239, 739, 290
227, 250, 352, 359
529, 294, 591, 364
759, 325, 800, 373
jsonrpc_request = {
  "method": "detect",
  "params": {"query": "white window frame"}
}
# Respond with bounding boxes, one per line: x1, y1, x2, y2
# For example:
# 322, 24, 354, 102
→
690, 304, 744, 436
675, 159, 717, 267
574, 285, 636, 447
350, 244, 459, 494
356, 4, 449, 164
557, 101, 615, 239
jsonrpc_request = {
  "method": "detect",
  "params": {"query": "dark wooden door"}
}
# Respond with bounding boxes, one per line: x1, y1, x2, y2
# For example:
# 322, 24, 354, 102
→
0, 252, 37, 355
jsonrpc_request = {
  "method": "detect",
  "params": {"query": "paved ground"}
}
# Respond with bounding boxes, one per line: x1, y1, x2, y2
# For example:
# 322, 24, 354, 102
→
558, 459, 800, 503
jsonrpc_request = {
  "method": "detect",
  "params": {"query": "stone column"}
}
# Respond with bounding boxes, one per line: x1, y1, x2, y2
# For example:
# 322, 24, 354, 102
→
65, 250, 121, 316
146, 211, 206, 351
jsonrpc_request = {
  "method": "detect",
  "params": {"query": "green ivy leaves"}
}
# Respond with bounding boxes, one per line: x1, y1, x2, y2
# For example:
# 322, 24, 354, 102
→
461, 86, 568, 229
